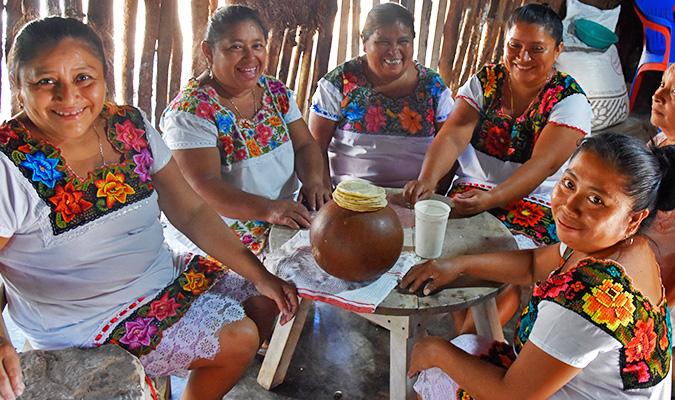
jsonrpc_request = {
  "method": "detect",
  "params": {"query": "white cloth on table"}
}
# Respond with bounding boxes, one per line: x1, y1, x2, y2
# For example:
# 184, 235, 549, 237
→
264, 230, 420, 313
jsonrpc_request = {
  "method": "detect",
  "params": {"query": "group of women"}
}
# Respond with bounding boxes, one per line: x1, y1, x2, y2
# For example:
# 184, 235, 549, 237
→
0, 2, 672, 400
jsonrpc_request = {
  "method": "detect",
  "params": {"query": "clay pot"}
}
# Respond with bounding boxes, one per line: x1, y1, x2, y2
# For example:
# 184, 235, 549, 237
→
310, 200, 404, 281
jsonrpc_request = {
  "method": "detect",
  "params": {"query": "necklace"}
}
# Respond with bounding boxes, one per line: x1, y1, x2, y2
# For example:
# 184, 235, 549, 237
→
507, 70, 554, 118
211, 76, 259, 120
93, 124, 106, 167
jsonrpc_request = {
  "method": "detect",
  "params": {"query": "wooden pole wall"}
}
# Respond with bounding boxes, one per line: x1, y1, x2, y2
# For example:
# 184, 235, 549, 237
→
121, 0, 138, 105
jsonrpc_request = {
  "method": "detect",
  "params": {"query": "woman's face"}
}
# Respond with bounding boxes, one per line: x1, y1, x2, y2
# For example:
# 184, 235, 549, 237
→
17, 38, 106, 141
651, 65, 675, 137
203, 19, 267, 95
363, 21, 414, 83
503, 22, 562, 89
551, 150, 647, 254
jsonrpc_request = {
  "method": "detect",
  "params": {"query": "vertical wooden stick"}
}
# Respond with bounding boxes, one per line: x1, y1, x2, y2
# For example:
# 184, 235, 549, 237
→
266, 28, 285, 77
296, 30, 315, 114
121, 0, 138, 105
88, 0, 116, 100
430, 0, 448, 70
47, 0, 62, 15
191, 0, 210, 76
155, 0, 175, 125
350, 0, 360, 59
278, 27, 297, 84
312, 0, 338, 97
288, 27, 305, 91
169, 3, 183, 101
438, 0, 464, 89
138, 0, 161, 117
336, 0, 350, 65
64, 0, 84, 19
417, 0, 432, 65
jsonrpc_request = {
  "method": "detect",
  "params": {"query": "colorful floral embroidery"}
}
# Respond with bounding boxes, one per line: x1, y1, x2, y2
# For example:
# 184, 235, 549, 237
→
515, 258, 671, 390
165, 78, 291, 253
470, 64, 586, 163
450, 183, 557, 246
102, 254, 228, 356
0, 104, 156, 235
455, 341, 516, 400
321, 57, 447, 137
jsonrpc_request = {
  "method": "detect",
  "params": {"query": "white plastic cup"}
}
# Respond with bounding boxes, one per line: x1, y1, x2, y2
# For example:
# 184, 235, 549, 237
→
414, 200, 451, 259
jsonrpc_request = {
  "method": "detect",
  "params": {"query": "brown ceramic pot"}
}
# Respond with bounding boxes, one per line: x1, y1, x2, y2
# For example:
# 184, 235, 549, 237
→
310, 200, 404, 281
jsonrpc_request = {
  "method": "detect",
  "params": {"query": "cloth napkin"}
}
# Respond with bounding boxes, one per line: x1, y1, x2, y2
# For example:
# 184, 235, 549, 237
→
264, 230, 421, 313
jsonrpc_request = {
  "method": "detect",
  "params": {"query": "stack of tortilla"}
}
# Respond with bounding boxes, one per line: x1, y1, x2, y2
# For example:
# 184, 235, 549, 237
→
332, 180, 387, 212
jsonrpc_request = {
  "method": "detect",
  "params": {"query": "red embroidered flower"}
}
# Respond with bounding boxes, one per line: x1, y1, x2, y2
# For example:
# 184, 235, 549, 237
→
146, 292, 181, 321
364, 106, 386, 133
425, 107, 434, 125
197, 257, 225, 273
626, 319, 657, 362
254, 124, 273, 147
623, 361, 651, 384
538, 86, 563, 115
659, 321, 670, 351
483, 124, 510, 158
195, 102, 215, 120
95, 172, 136, 208
220, 135, 234, 155
342, 72, 358, 94
0, 125, 18, 146
234, 149, 247, 161
509, 201, 545, 228
277, 94, 290, 115
533, 273, 572, 298
49, 181, 93, 223
115, 119, 148, 152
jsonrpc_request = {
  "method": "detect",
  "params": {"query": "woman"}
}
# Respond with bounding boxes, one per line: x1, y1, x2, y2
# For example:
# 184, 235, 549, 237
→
160, 6, 331, 256
309, 2, 454, 188
404, 4, 593, 248
401, 133, 674, 399
648, 64, 675, 303
0, 17, 297, 400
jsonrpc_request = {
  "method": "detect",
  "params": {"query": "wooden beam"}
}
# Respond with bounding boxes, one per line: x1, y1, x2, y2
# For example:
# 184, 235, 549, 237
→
64, 0, 84, 19
312, 0, 338, 100
278, 28, 297, 84
88, 0, 115, 100
288, 27, 305, 91
47, 0, 62, 15
350, 0, 360, 59
5, 0, 21, 61
438, 0, 464, 90
430, 0, 447, 69
139, 0, 161, 117
296, 30, 315, 114
266, 28, 285, 77
22, 0, 39, 20
336, 0, 350, 64
155, 0, 175, 125
191, 0, 210, 76
417, 0, 432, 65
121, 0, 138, 105
169, 2, 183, 103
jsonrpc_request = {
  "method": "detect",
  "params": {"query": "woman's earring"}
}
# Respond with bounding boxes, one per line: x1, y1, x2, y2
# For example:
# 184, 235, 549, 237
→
207, 65, 213, 80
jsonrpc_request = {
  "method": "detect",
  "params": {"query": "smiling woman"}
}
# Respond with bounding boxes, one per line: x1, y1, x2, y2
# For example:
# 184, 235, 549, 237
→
309, 2, 455, 189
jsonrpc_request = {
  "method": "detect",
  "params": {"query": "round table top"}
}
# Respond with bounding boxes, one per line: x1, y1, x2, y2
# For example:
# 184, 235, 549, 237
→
269, 190, 518, 316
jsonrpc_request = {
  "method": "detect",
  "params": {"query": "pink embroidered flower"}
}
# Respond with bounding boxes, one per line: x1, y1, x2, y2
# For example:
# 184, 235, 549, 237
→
146, 292, 181, 321
254, 124, 273, 147
626, 319, 657, 362
623, 361, 651, 383
241, 234, 254, 245
538, 86, 563, 115
132, 148, 153, 182
0, 125, 18, 146
533, 273, 572, 299
234, 149, 247, 161
364, 106, 386, 133
119, 317, 157, 350
195, 102, 215, 120
115, 119, 148, 152
342, 72, 358, 94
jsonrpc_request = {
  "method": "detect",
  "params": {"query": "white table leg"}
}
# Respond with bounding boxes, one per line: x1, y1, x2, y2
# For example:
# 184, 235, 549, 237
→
257, 298, 313, 390
470, 297, 505, 342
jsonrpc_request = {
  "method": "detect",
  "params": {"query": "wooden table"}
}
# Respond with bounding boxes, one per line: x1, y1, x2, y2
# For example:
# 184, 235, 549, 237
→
257, 193, 517, 400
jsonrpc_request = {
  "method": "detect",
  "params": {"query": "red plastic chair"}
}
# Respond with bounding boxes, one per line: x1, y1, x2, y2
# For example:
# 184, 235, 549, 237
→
628, 0, 675, 111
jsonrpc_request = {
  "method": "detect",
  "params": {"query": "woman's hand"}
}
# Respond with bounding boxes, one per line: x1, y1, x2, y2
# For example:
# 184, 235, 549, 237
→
407, 336, 451, 378
0, 338, 23, 400
399, 258, 463, 296
252, 273, 299, 325
451, 189, 494, 217
298, 181, 332, 211
265, 199, 312, 229
403, 179, 435, 205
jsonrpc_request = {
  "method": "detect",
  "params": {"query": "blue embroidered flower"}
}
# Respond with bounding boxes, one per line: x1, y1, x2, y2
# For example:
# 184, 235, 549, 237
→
20, 151, 63, 189
517, 300, 537, 345
547, 223, 559, 242
606, 265, 621, 278
344, 102, 366, 121
216, 114, 233, 133
427, 76, 444, 97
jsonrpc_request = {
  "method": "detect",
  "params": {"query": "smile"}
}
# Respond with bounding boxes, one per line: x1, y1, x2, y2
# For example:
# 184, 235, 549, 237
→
384, 58, 402, 65
53, 108, 85, 117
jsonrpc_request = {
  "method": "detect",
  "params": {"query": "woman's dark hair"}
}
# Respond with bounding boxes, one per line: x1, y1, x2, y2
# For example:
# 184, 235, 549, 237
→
361, 3, 415, 42
572, 132, 675, 230
506, 3, 563, 45
8, 16, 108, 85
204, 5, 268, 47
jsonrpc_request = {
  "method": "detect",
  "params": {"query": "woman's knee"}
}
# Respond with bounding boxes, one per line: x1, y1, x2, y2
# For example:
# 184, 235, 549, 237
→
218, 317, 260, 360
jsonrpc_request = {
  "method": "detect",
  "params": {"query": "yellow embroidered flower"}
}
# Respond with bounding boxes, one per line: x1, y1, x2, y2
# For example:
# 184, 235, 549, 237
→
484, 68, 497, 97
95, 172, 136, 208
182, 270, 209, 294
582, 279, 635, 331
268, 115, 282, 127
246, 139, 262, 157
